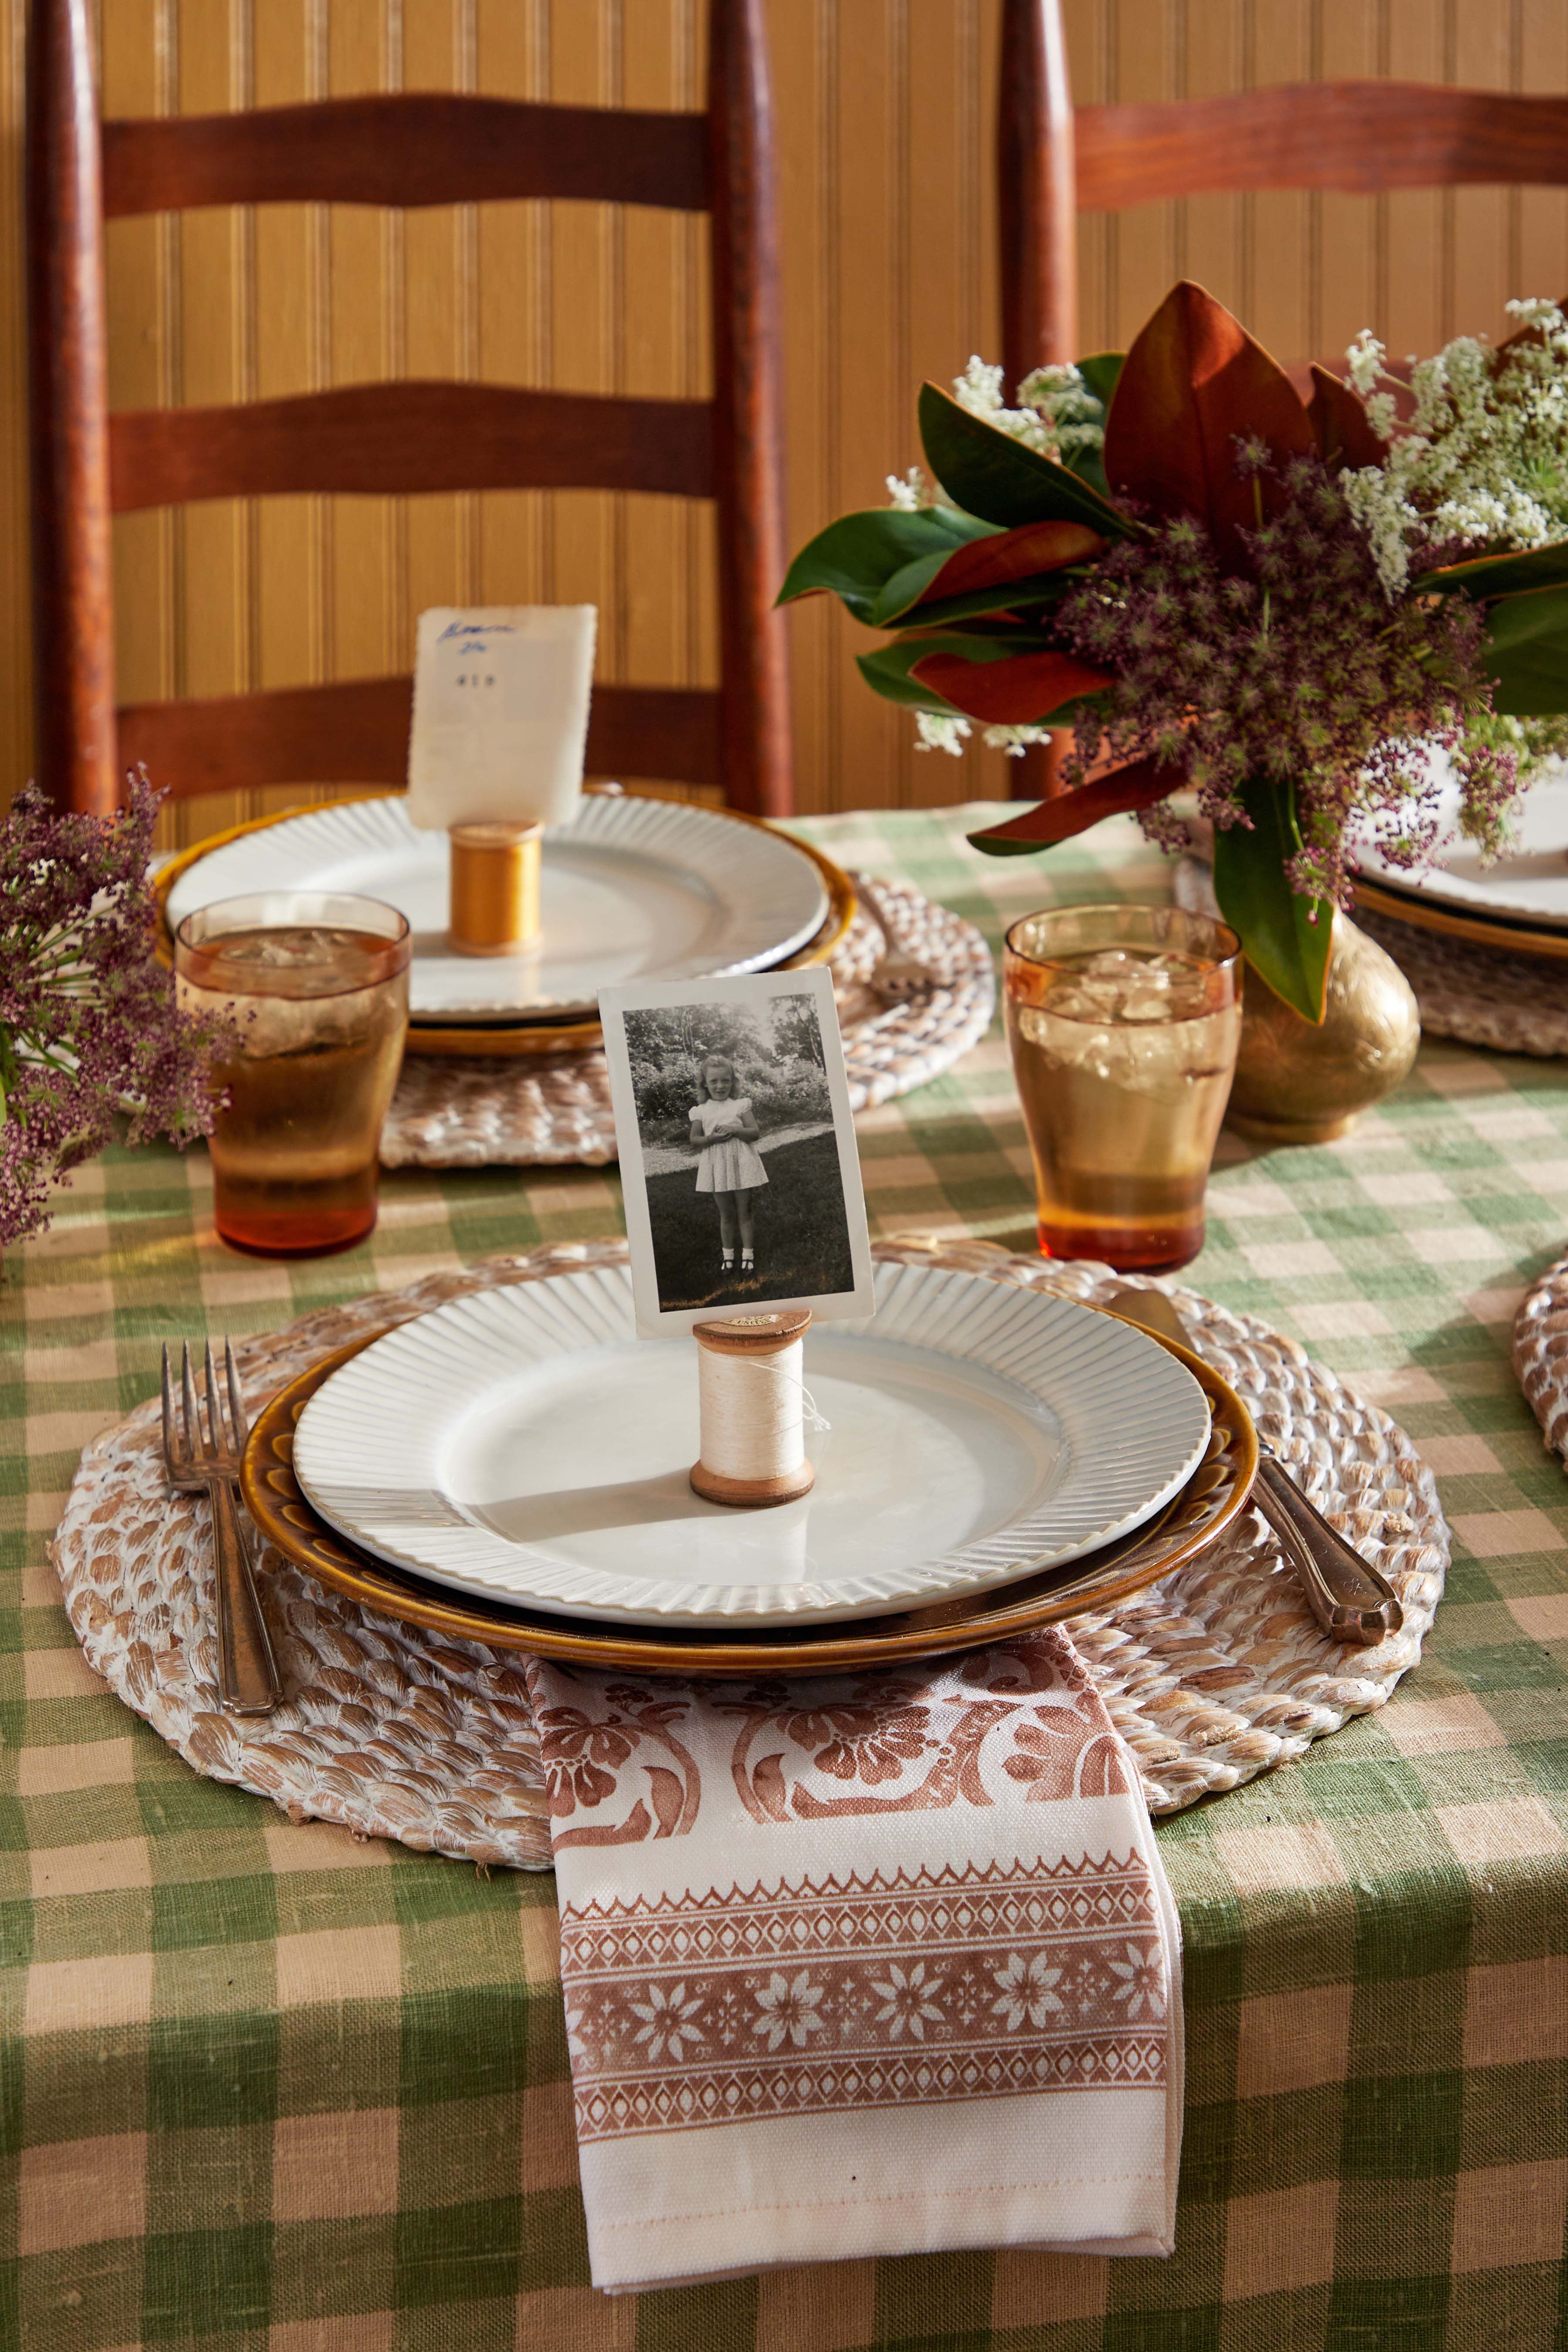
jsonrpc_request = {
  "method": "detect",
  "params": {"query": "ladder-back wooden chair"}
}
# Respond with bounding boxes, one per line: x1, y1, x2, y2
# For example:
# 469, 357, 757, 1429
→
997, 0, 1568, 794
27, 0, 792, 819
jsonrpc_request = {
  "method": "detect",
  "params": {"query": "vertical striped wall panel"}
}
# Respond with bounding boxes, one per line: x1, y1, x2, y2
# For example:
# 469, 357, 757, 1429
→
1, 0, 1564, 838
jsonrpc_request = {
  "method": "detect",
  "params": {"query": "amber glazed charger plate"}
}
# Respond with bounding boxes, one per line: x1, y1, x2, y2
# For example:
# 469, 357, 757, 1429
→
286, 1262, 1213, 1627
160, 789, 838, 1024
243, 1309, 1253, 1674
1354, 767, 1568, 960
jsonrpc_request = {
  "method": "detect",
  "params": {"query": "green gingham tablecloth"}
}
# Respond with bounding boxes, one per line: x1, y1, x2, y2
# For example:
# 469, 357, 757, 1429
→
4, 804, 1568, 2352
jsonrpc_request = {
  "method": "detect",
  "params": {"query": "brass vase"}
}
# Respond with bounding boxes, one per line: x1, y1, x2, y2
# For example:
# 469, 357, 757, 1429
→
1174, 858, 1421, 1145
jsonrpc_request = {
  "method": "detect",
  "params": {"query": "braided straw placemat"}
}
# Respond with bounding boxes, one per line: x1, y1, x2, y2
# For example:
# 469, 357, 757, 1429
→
381, 875, 995, 1168
52, 1240, 1446, 1868
1358, 906, 1568, 1058
1514, 1242, 1568, 1473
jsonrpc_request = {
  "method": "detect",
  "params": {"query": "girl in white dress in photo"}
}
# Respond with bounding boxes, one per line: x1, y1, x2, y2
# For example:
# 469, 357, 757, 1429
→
688, 1052, 767, 1277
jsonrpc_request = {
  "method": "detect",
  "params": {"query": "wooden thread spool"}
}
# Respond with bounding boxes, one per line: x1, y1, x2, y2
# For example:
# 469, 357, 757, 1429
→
448, 821, 543, 956
689, 1308, 815, 1508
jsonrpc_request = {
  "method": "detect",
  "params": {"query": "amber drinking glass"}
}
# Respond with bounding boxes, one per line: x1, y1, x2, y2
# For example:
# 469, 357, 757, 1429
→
1004, 903, 1242, 1273
176, 892, 411, 1258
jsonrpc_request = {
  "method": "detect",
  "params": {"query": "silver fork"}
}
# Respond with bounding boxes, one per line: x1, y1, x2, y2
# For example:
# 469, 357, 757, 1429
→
162, 1340, 280, 1715
852, 873, 941, 1003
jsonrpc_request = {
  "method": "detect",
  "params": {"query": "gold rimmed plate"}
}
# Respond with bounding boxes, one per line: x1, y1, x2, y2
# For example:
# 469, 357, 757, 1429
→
156, 791, 858, 1058
1352, 874, 1568, 966
241, 1316, 1257, 1676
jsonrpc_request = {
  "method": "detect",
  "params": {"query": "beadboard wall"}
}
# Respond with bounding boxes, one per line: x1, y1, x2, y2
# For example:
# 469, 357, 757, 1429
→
1, 1, 1565, 839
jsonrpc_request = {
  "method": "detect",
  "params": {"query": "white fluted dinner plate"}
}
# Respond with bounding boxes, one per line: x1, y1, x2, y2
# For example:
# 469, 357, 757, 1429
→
1355, 766, 1568, 934
163, 792, 830, 1021
291, 1261, 1212, 1626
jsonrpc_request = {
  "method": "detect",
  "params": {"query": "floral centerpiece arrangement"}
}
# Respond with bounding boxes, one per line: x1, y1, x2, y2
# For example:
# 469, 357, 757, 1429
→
780, 281, 1568, 1020
0, 777, 230, 1243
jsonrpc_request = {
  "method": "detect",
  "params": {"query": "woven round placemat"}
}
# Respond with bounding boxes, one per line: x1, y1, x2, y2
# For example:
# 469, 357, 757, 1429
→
1514, 1243, 1568, 1473
381, 875, 995, 1168
52, 1240, 1446, 1867
1357, 906, 1568, 1058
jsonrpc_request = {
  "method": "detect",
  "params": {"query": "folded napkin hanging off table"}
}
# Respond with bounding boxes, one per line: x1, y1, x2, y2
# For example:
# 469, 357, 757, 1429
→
51, 1242, 1448, 2283
526, 1635, 1182, 2291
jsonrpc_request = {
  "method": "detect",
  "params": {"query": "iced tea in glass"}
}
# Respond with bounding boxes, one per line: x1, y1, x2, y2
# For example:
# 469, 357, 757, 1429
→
176, 892, 411, 1258
1004, 904, 1242, 1272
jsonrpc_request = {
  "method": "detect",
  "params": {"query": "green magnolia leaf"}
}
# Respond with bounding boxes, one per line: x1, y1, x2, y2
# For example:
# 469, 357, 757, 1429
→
868, 550, 966, 627
873, 517, 1105, 626
1057, 354, 1125, 499
917, 384, 1134, 536
855, 634, 1023, 711
776, 505, 995, 621
1482, 581, 1568, 715
1210, 779, 1331, 1024
884, 572, 1078, 632
1076, 351, 1125, 407
1417, 541, 1568, 602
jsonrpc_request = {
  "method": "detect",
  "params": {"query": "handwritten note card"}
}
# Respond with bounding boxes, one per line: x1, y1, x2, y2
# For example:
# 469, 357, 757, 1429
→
406, 605, 598, 832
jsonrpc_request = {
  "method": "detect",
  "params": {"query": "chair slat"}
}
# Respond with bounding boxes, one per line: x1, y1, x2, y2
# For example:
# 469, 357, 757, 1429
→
1077, 82, 1568, 211
102, 93, 710, 218
109, 383, 714, 512
118, 677, 723, 799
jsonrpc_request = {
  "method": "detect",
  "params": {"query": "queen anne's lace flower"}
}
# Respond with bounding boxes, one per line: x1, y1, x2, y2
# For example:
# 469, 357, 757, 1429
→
1342, 301, 1568, 595
915, 712, 973, 757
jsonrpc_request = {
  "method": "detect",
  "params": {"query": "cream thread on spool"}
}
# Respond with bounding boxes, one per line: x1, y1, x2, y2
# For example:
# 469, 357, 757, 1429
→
690, 1309, 817, 1508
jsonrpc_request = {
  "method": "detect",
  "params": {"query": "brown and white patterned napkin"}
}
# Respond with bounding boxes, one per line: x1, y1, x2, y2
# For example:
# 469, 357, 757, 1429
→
526, 1628, 1183, 2293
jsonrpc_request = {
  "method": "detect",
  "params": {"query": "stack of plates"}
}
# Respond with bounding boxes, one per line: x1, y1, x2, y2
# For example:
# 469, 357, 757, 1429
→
242, 1258, 1259, 1676
159, 791, 858, 1055
1354, 770, 1568, 965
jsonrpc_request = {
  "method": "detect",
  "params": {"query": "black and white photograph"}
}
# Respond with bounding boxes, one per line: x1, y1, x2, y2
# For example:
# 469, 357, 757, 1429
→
598, 967, 875, 1334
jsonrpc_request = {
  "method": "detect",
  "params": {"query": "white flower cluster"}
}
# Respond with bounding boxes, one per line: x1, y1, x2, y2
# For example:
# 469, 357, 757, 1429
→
914, 711, 1047, 758
900, 356, 1105, 758
887, 355, 1108, 515
1341, 301, 1568, 596
1016, 362, 1108, 464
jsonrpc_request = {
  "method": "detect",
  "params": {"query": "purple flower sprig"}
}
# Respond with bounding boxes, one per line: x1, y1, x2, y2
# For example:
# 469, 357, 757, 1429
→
1053, 455, 1514, 908
0, 775, 233, 1246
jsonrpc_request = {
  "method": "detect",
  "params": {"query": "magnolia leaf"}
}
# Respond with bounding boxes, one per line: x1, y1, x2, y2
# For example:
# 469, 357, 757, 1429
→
856, 634, 1022, 711
1416, 541, 1568, 602
1059, 353, 1125, 498
916, 384, 1133, 536
1077, 351, 1125, 407
966, 754, 1180, 855
1483, 581, 1568, 715
882, 571, 1078, 632
1307, 364, 1389, 471
872, 517, 1104, 626
1103, 281, 1315, 572
910, 645, 1115, 724
776, 505, 995, 620
1210, 779, 1331, 1024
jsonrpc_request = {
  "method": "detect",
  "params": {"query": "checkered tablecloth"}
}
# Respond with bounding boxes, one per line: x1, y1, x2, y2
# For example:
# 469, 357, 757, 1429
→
5, 804, 1568, 2352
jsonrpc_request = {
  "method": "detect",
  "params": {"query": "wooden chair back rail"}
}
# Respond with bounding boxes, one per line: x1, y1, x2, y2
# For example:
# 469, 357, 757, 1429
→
1077, 83, 1568, 212
117, 679, 723, 800
109, 384, 714, 513
28, 0, 791, 818
101, 93, 709, 218
998, 0, 1568, 803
